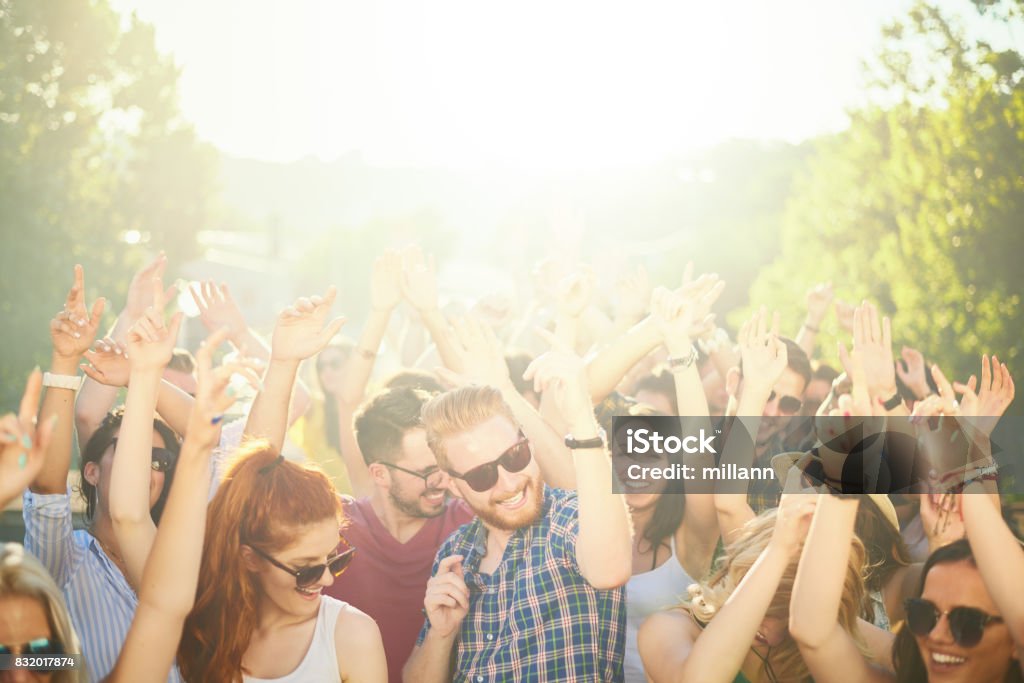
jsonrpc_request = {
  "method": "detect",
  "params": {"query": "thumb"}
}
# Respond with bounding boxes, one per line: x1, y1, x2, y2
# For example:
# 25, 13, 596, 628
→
167, 311, 185, 343
319, 316, 347, 343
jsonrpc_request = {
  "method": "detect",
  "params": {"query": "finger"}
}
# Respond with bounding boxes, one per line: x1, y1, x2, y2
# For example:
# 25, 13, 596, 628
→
981, 355, 991, 392
437, 555, 464, 574
756, 306, 767, 340
189, 284, 206, 313
0, 414, 21, 442
932, 365, 954, 398
152, 275, 165, 311
18, 369, 43, 434
295, 297, 314, 313
770, 311, 780, 338
80, 364, 107, 385
868, 302, 881, 344
203, 280, 216, 306
135, 316, 157, 342
321, 285, 338, 309
852, 305, 863, 347
88, 298, 106, 329
317, 316, 347, 344
990, 355, 1003, 394
219, 282, 234, 303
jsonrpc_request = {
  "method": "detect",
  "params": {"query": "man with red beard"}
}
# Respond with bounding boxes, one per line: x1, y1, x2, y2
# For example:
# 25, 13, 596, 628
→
403, 351, 634, 683
325, 386, 473, 683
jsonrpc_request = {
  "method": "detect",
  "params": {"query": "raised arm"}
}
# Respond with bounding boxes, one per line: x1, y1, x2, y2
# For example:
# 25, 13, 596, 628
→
244, 287, 345, 452
190, 279, 311, 425
109, 277, 183, 587
33, 265, 105, 494
0, 371, 56, 509
76, 253, 174, 443
106, 328, 261, 683
644, 495, 817, 683
524, 349, 632, 588
795, 282, 833, 359
400, 246, 462, 372
790, 495, 893, 683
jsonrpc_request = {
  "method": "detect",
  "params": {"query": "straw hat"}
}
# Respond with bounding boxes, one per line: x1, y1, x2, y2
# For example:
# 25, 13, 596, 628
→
770, 451, 900, 531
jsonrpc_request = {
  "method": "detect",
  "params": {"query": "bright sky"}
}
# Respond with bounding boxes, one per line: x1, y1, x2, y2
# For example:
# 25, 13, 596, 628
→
110, 0, 988, 169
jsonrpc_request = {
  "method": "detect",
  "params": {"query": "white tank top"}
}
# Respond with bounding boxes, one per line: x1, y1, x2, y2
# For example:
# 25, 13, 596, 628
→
624, 536, 694, 683
243, 596, 344, 683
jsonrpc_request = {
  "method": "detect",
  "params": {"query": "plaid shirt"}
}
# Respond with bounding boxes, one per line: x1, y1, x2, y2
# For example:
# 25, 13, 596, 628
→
417, 487, 626, 682
746, 437, 785, 514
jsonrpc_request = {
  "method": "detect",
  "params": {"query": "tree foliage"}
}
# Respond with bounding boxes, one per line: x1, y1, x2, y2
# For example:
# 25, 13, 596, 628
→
0, 0, 216, 407
746, 1, 1024, 392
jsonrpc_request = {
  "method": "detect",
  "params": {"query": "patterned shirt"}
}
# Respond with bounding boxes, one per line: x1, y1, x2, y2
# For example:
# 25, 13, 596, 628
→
417, 487, 626, 682
23, 489, 183, 683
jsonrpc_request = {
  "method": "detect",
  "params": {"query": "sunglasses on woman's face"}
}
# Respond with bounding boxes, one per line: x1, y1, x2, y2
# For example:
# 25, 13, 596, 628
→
767, 390, 803, 415
109, 438, 177, 473
250, 539, 356, 589
904, 597, 1004, 647
0, 636, 64, 655
447, 432, 532, 493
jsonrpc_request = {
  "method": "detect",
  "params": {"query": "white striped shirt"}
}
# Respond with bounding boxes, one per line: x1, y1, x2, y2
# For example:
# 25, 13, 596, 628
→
23, 489, 184, 683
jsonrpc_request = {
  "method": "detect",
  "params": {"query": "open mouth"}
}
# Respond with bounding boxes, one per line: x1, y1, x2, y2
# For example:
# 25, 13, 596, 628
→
496, 487, 527, 510
755, 631, 769, 646
423, 490, 445, 504
929, 650, 967, 668
295, 585, 321, 600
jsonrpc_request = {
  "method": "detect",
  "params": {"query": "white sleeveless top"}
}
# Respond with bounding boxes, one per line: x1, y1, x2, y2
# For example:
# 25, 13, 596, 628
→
624, 537, 694, 683
243, 596, 344, 683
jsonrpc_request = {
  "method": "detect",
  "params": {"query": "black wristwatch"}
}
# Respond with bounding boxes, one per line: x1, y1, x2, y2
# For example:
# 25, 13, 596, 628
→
881, 391, 903, 411
564, 429, 607, 450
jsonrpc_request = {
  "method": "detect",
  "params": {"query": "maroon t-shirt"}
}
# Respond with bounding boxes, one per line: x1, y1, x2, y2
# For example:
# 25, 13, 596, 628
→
327, 496, 474, 683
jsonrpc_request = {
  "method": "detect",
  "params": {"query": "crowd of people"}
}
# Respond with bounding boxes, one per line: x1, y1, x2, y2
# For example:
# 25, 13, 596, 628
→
0, 248, 1021, 683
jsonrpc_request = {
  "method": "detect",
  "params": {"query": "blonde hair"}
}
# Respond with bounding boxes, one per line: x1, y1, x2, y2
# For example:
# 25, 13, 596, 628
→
685, 509, 868, 682
0, 543, 85, 683
421, 385, 519, 469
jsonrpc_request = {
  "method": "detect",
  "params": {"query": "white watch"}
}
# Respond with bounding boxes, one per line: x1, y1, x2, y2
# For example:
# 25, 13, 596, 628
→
42, 372, 83, 391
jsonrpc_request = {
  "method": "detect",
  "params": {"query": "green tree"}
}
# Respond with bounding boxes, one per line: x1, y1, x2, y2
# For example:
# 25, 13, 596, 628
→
746, 1, 1024, 395
0, 0, 216, 407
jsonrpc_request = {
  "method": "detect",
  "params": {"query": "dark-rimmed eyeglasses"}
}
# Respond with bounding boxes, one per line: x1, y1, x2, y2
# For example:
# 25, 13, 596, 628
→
109, 437, 176, 473
767, 390, 802, 415
249, 537, 356, 589
904, 597, 1004, 647
447, 431, 532, 493
380, 462, 446, 489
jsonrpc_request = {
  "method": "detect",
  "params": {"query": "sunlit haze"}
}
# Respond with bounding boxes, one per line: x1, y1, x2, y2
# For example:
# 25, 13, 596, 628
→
108, 0, 963, 169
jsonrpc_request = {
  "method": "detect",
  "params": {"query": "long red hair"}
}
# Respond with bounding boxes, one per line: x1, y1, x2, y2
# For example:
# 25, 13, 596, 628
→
178, 442, 343, 682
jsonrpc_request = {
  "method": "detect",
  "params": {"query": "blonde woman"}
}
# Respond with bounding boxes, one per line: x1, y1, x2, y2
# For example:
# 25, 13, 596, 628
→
0, 543, 85, 683
639, 495, 869, 683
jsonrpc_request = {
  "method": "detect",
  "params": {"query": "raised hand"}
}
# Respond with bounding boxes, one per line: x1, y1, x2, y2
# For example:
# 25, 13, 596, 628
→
804, 282, 834, 327
435, 316, 510, 389
910, 364, 960, 421
833, 298, 855, 333
828, 347, 873, 418
189, 280, 248, 342
736, 307, 788, 395
613, 264, 650, 323
769, 493, 818, 557
553, 268, 595, 320
50, 265, 106, 361
126, 276, 184, 373
0, 370, 57, 509
953, 355, 1014, 437
423, 555, 470, 639
895, 346, 931, 400
400, 246, 439, 313
370, 250, 403, 313
523, 345, 593, 427
186, 328, 263, 450
841, 301, 896, 401
123, 252, 178, 322
81, 338, 130, 387
270, 287, 346, 361
919, 492, 965, 551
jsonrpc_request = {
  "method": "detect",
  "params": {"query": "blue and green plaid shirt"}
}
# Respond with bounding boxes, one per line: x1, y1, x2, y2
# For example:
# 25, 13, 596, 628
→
417, 486, 626, 682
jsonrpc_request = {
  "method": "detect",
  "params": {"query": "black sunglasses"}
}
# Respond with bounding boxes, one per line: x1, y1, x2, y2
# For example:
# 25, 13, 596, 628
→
905, 597, 1004, 647
0, 636, 65, 656
110, 438, 177, 473
447, 431, 532, 493
250, 538, 356, 589
381, 462, 446, 489
768, 390, 803, 415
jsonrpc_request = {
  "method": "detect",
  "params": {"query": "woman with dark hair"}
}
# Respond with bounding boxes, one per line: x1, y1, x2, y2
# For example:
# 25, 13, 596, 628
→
790, 493, 1023, 683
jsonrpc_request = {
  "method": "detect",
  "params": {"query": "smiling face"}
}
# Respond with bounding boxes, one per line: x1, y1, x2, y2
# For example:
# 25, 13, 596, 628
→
444, 414, 543, 531
915, 560, 1017, 683
86, 428, 169, 518
755, 368, 807, 446
246, 517, 343, 617
383, 428, 449, 518
611, 417, 669, 500
0, 595, 53, 683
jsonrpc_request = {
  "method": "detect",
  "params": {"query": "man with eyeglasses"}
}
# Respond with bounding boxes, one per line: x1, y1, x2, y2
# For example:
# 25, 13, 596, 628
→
403, 352, 633, 683
324, 386, 474, 683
